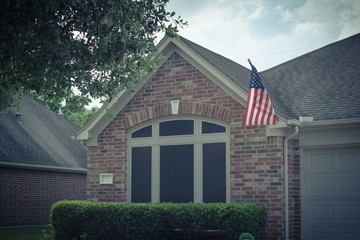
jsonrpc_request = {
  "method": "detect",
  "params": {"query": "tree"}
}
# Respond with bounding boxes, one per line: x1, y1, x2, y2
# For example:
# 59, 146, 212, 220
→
32, 92, 99, 127
65, 106, 99, 127
0, 0, 186, 116
29, 92, 99, 127
59, 95, 100, 127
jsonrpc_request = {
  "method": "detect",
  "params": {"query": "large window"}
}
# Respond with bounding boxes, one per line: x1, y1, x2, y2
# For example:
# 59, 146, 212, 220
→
128, 116, 228, 203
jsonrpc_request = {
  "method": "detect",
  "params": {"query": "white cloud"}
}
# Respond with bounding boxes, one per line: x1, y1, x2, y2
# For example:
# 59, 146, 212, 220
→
165, 0, 360, 70
280, 0, 360, 40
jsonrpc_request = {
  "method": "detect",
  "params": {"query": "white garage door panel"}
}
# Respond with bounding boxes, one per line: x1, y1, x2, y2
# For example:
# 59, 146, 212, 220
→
309, 231, 360, 240
307, 150, 360, 172
310, 232, 333, 240
303, 146, 360, 240
338, 151, 360, 169
340, 232, 360, 240
307, 201, 360, 225
340, 177, 360, 193
308, 173, 360, 198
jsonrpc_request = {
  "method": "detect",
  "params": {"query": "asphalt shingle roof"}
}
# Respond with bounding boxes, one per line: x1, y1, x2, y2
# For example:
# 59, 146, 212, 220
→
0, 95, 87, 169
179, 36, 251, 91
261, 33, 360, 121
179, 34, 360, 121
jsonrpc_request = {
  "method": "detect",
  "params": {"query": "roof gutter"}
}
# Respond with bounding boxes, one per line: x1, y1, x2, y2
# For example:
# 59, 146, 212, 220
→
284, 120, 301, 240
0, 161, 87, 174
299, 118, 360, 129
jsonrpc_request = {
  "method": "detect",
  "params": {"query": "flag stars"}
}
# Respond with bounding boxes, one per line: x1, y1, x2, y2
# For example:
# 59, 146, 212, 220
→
250, 70, 265, 89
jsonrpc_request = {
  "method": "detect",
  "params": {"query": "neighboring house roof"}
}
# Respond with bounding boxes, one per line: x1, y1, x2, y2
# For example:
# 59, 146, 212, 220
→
0, 95, 87, 172
179, 34, 360, 122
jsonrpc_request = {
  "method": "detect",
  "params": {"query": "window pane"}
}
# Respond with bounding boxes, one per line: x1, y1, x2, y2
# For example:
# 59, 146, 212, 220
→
131, 125, 152, 138
202, 121, 226, 134
203, 143, 226, 203
131, 147, 151, 202
160, 145, 194, 202
159, 120, 194, 136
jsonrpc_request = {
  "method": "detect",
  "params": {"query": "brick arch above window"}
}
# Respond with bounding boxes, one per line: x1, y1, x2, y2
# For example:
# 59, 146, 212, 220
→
124, 102, 233, 129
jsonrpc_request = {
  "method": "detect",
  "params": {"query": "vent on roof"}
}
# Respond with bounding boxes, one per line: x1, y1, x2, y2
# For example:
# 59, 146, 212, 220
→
16, 112, 23, 124
299, 116, 314, 123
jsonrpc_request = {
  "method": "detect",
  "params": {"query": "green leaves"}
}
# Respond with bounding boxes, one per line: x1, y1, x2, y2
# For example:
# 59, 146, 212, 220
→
51, 201, 267, 240
0, 0, 187, 116
100, 15, 114, 27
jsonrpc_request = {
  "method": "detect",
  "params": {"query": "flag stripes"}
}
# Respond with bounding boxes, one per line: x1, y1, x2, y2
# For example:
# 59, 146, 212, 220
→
243, 63, 279, 126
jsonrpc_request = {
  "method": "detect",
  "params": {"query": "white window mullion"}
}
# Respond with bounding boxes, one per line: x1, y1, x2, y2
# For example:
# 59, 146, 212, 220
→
152, 145, 160, 203
194, 143, 203, 203
226, 140, 230, 203
126, 143, 132, 202
152, 122, 160, 203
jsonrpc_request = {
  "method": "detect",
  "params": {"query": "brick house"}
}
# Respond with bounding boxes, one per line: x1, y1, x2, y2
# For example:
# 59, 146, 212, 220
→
0, 96, 87, 226
74, 34, 360, 239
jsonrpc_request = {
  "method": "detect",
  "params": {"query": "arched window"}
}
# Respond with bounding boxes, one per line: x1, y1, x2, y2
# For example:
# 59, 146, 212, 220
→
127, 116, 229, 203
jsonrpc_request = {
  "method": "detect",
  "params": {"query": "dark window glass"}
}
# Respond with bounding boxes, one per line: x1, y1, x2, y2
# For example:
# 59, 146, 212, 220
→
202, 121, 226, 134
203, 143, 226, 203
159, 120, 194, 136
131, 125, 152, 138
131, 147, 151, 202
160, 145, 194, 202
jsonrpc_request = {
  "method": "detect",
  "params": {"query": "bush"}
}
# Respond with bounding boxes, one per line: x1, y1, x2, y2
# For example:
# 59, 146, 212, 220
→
51, 201, 267, 240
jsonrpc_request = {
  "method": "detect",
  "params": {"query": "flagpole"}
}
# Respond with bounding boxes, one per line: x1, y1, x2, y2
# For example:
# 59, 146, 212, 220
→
248, 59, 252, 65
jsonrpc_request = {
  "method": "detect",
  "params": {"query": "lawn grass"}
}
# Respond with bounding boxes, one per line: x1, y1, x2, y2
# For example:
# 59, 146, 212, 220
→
0, 225, 52, 240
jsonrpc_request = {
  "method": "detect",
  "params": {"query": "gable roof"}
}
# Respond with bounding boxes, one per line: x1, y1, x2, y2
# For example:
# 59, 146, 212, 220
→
0, 95, 87, 172
178, 34, 360, 122
75, 33, 360, 145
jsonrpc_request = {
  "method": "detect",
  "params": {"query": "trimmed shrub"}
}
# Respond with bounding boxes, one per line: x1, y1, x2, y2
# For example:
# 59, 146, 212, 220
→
51, 201, 267, 240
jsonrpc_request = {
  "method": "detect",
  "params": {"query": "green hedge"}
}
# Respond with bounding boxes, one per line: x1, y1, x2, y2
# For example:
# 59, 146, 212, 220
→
51, 201, 267, 240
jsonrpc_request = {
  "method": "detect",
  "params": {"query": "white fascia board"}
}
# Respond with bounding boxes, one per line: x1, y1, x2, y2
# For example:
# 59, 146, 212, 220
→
266, 118, 360, 137
298, 121, 360, 147
170, 38, 249, 107
73, 89, 126, 141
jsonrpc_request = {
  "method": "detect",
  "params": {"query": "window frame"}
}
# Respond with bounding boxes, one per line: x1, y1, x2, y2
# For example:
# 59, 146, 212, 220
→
127, 115, 230, 203
159, 119, 195, 137
130, 124, 153, 139
201, 120, 227, 134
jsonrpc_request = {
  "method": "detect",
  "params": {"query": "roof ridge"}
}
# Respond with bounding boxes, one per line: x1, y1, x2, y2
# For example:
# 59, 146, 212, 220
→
178, 35, 250, 71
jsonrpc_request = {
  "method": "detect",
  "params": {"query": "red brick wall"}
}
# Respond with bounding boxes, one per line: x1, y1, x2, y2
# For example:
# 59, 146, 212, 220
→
288, 139, 301, 240
0, 167, 86, 226
86, 52, 301, 239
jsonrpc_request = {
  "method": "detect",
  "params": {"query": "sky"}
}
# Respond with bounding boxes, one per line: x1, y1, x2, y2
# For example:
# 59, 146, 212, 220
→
89, 0, 360, 108
161, 0, 360, 71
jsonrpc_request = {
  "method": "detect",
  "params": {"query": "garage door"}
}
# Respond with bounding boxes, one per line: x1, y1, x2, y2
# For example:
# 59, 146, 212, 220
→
303, 146, 360, 240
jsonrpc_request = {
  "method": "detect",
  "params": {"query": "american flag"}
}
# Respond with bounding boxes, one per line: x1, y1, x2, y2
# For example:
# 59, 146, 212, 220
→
243, 61, 279, 126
